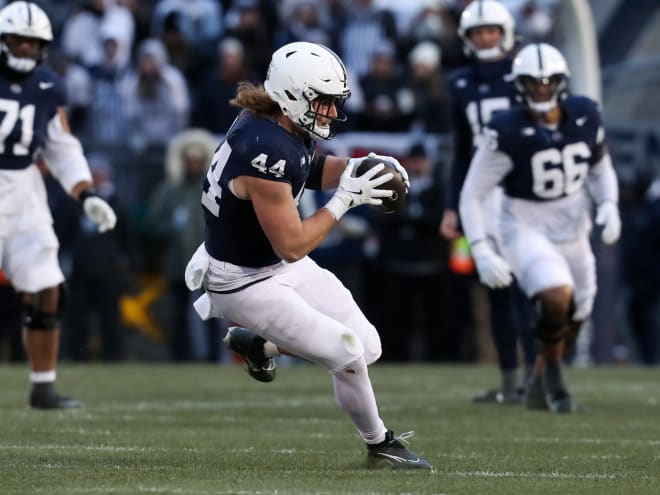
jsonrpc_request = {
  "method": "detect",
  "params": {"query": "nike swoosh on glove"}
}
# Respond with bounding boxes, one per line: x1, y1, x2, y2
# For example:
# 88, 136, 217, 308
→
470, 242, 513, 289
324, 162, 393, 220
83, 195, 117, 233
595, 201, 621, 244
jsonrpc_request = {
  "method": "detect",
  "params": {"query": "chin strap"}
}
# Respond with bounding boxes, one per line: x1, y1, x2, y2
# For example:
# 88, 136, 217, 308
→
474, 46, 505, 61
0, 43, 37, 72
527, 97, 558, 115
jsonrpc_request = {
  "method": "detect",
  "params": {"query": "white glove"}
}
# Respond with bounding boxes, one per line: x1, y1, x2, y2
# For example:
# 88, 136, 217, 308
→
367, 152, 410, 192
470, 242, 513, 289
324, 162, 393, 220
83, 194, 117, 233
595, 201, 621, 245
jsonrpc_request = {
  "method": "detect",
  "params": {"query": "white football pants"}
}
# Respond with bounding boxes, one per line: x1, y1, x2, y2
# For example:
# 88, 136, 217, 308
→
206, 255, 387, 443
206, 255, 382, 371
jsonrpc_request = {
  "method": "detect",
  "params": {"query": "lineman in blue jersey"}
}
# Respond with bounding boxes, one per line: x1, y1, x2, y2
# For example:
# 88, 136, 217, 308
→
184, 42, 432, 469
0, 2, 116, 409
440, 0, 535, 404
459, 43, 621, 412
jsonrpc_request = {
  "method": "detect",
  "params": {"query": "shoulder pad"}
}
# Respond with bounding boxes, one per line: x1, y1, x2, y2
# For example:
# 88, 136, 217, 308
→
562, 95, 600, 117
447, 66, 474, 87
33, 66, 67, 105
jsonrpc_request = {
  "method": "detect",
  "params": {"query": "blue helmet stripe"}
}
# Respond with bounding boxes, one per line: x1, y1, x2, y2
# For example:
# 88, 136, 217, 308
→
536, 43, 544, 72
25, 1, 32, 26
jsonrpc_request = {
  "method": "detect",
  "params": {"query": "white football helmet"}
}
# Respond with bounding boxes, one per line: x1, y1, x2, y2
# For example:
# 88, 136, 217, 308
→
264, 42, 351, 140
458, 0, 515, 61
0, 1, 53, 73
512, 43, 570, 115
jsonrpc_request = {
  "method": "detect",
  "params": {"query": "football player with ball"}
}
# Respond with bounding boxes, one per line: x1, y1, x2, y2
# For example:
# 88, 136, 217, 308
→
185, 41, 432, 469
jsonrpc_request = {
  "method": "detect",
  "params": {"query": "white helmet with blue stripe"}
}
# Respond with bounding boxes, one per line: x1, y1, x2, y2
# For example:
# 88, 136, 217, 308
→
512, 43, 570, 115
458, 0, 515, 61
0, 1, 53, 73
264, 42, 351, 140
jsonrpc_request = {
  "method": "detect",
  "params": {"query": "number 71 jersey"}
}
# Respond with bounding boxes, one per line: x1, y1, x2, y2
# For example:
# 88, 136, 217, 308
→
487, 95, 605, 201
0, 65, 65, 170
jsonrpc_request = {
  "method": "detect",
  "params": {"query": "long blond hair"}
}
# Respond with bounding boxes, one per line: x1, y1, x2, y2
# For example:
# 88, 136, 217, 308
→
230, 81, 281, 117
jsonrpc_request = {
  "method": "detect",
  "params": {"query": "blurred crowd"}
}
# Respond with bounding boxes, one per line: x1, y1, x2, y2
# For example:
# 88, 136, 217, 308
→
0, 0, 656, 366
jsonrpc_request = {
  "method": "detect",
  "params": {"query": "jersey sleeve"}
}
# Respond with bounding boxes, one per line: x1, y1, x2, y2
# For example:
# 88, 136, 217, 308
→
587, 152, 619, 205
585, 99, 618, 205
40, 112, 92, 194
305, 151, 326, 190
458, 134, 513, 246
484, 112, 515, 156
40, 66, 68, 108
446, 92, 474, 210
224, 128, 296, 186
564, 95, 607, 165
52, 76, 68, 108
586, 99, 607, 164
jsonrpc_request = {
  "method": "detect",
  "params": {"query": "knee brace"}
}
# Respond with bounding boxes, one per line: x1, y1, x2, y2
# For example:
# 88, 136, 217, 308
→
24, 304, 59, 330
535, 318, 566, 343
534, 300, 569, 344
562, 301, 580, 347
23, 284, 67, 330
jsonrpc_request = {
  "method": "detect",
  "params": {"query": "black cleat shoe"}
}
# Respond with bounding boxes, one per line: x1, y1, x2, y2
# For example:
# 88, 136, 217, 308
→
473, 387, 524, 404
543, 361, 575, 413
223, 326, 276, 383
30, 383, 82, 410
366, 431, 434, 470
546, 388, 575, 413
525, 376, 549, 411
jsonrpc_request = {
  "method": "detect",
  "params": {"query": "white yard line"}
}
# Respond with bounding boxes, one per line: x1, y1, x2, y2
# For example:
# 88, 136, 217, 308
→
511, 436, 660, 446
0, 443, 171, 452
96, 397, 336, 413
447, 470, 645, 480
57, 489, 446, 495
0, 443, 327, 455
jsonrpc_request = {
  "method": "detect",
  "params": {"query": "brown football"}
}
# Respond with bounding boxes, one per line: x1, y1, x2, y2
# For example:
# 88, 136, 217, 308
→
355, 156, 407, 213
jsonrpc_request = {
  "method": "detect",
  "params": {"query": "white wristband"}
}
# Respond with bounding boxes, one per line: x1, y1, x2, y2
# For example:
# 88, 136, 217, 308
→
323, 195, 349, 221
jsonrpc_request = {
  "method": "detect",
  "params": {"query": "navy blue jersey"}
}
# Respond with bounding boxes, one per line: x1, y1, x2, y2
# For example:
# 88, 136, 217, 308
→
446, 58, 516, 209
202, 112, 315, 267
487, 95, 605, 201
0, 66, 66, 170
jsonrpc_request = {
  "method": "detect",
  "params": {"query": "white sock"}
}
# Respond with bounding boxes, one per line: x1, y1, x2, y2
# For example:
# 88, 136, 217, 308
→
332, 357, 386, 445
30, 370, 56, 383
262, 341, 280, 358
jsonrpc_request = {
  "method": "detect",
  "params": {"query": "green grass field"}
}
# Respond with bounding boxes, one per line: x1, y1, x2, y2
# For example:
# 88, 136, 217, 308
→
1, 363, 658, 495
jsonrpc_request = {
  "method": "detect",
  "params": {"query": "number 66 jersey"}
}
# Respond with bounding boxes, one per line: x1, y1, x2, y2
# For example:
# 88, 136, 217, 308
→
459, 94, 619, 246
